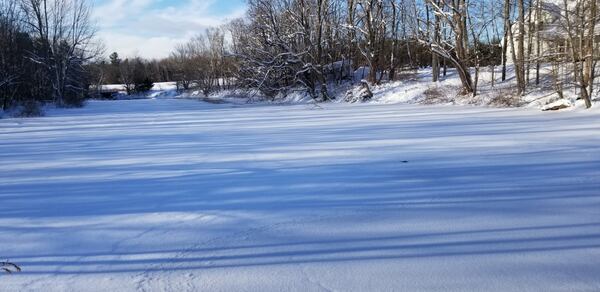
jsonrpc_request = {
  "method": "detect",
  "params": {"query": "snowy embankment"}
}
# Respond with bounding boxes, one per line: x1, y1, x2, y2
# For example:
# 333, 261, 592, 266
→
1, 99, 600, 291
367, 66, 599, 110
97, 66, 599, 111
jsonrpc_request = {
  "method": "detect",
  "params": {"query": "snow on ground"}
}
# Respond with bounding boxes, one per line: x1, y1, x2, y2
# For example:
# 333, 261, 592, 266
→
370, 66, 600, 110
90, 65, 599, 111
1, 99, 600, 291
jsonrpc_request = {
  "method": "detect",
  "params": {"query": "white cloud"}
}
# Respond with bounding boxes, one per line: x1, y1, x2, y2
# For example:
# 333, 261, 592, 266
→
96, 32, 191, 59
93, 0, 155, 27
93, 0, 246, 59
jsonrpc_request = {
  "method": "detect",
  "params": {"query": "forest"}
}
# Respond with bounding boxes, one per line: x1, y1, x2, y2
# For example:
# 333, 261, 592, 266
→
1, 0, 599, 114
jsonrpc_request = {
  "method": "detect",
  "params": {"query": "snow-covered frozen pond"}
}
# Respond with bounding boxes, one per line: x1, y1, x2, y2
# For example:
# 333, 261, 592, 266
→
1, 99, 600, 291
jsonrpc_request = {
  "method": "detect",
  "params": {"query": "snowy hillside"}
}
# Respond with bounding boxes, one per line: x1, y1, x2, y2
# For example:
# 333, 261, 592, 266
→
1, 99, 599, 291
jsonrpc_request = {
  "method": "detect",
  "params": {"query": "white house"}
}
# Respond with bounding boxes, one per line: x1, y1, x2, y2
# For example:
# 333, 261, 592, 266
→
505, 0, 600, 64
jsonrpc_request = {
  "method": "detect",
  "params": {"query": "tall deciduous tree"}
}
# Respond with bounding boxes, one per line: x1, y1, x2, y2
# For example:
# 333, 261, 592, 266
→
21, 0, 98, 106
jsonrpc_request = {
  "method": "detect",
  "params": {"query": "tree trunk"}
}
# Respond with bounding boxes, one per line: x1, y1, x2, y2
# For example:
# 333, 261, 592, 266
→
502, 0, 510, 81
516, 0, 526, 95
432, 0, 440, 82
535, 0, 541, 85
583, 0, 597, 108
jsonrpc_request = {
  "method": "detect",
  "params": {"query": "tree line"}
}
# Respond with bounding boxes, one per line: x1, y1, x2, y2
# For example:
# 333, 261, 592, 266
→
2, 0, 599, 113
86, 28, 237, 97
225, 0, 598, 105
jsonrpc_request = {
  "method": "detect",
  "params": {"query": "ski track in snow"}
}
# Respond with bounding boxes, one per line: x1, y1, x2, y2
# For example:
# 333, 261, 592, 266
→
1, 98, 600, 291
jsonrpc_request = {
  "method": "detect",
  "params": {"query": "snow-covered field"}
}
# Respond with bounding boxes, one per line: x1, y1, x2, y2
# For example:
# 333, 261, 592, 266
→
1, 98, 600, 291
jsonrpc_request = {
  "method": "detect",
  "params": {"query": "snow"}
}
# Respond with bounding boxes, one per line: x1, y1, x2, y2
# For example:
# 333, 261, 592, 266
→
1, 98, 600, 291
364, 66, 599, 110
99, 82, 177, 92
541, 98, 573, 111
96, 82, 179, 100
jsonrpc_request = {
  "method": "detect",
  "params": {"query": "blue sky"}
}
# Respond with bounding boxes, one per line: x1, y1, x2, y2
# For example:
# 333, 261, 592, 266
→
92, 0, 247, 59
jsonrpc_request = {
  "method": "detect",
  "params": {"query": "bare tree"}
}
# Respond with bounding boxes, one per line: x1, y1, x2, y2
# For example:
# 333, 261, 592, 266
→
171, 39, 199, 91
119, 58, 136, 95
0, 0, 25, 109
21, 0, 98, 106
354, 0, 387, 84
560, 0, 597, 108
230, 0, 334, 100
424, 0, 474, 94
467, 0, 497, 96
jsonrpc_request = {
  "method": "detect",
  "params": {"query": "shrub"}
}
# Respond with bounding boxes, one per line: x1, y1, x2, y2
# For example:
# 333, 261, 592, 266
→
17, 100, 43, 117
421, 87, 451, 104
135, 77, 154, 93
488, 90, 523, 107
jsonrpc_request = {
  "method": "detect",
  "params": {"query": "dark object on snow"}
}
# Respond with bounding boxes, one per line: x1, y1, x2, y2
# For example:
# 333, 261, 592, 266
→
97, 88, 120, 100
359, 80, 373, 101
1, 261, 21, 274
